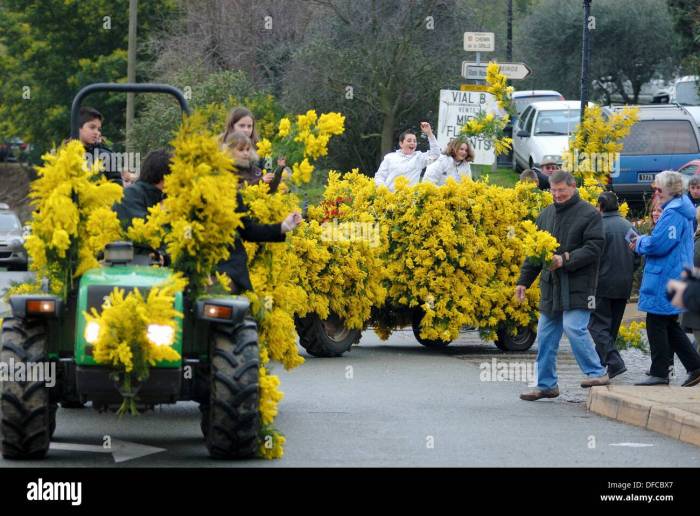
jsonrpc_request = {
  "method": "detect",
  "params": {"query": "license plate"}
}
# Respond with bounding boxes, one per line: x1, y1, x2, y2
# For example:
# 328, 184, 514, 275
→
638, 173, 656, 182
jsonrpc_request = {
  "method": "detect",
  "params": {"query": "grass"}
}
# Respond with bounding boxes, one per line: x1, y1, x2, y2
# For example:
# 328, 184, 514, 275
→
472, 165, 519, 188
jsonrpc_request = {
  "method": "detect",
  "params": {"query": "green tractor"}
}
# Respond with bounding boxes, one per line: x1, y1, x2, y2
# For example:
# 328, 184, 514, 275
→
0, 84, 261, 460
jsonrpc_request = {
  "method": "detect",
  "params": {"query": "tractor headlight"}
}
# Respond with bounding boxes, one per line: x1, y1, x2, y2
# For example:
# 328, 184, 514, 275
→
84, 321, 100, 344
147, 324, 175, 346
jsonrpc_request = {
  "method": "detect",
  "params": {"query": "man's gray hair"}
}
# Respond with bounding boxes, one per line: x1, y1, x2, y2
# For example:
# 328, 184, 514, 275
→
549, 170, 576, 186
655, 170, 685, 196
689, 175, 700, 188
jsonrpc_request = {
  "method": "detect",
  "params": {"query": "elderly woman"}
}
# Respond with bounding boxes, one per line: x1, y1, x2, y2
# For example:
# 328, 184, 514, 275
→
631, 170, 700, 386
423, 138, 474, 185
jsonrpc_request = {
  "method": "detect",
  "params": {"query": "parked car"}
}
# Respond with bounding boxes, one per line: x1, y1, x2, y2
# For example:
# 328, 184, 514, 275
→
607, 104, 700, 205
677, 159, 700, 177
0, 137, 30, 163
512, 100, 591, 171
511, 90, 565, 126
0, 203, 28, 270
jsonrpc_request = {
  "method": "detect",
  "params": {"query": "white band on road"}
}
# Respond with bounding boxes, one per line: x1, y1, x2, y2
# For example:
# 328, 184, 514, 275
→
50, 439, 166, 463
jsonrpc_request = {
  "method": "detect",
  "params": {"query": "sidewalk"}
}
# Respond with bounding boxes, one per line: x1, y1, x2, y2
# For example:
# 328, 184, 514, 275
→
588, 302, 700, 446
588, 385, 700, 447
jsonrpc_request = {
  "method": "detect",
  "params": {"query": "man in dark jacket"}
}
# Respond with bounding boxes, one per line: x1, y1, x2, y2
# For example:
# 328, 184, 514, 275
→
588, 192, 639, 379
516, 171, 609, 401
114, 149, 168, 230
532, 158, 561, 191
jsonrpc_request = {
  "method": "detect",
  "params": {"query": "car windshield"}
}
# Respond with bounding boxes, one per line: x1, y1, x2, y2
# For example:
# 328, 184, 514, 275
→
513, 96, 561, 115
0, 213, 20, 232
676, 81, 700, 105
533, 109, 580, 135
621, 120, 700, 155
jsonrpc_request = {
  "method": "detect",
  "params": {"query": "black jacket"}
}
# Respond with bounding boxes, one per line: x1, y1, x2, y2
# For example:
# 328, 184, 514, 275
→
114, 181, 164, 231
216, 192, 285, 292
596, 210, 640, 299
683, 277, 700, 317
533, 167, 550, 190
517, 192, 604, 314
681, 234, 700, 329
85, 143, 123, 186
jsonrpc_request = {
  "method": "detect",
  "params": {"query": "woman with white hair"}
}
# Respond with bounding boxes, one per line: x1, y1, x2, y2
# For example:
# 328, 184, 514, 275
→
630, 170, 700, 386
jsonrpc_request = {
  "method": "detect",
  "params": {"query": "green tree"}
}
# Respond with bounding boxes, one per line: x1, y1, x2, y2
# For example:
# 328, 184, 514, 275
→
515, 0, 676, 103
0, 0, 176, 155
282, 0, 469, 172
667, 0, 700, 74
130, 67, 282, 155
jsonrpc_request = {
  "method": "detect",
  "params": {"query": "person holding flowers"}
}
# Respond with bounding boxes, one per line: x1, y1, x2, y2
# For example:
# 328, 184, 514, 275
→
374, 121, 440, 191
516, 171, 609, 401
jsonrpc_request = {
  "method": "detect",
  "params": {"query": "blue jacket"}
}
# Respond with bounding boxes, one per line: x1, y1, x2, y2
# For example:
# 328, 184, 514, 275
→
636, 194, 696, 315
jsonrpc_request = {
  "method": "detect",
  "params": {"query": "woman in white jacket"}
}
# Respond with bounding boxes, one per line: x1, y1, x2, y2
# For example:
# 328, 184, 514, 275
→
374, 122, 440, 191
423, 138, 475, 186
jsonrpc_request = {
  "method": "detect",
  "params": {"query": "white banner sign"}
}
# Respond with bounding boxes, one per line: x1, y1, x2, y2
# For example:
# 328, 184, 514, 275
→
437, 89, 499, 166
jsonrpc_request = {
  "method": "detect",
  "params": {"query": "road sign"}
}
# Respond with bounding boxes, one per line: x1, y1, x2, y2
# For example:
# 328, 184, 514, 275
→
462, 61, 532, 80
496, 62, 532, 80
462, 62, 487, 80
437, 89, 499, 166
464, 32, 495, 52
460, 84, 489, 92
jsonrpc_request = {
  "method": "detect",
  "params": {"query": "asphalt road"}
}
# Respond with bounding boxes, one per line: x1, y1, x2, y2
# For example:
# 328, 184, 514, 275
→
1, 325, 699, 468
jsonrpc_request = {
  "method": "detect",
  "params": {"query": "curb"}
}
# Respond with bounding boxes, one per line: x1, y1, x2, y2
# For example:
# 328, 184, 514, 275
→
587, 385, 700, 447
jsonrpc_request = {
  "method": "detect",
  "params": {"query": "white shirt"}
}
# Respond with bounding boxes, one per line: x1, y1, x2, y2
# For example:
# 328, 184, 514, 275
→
374, 134, 440, 191
423, 154, 472, 185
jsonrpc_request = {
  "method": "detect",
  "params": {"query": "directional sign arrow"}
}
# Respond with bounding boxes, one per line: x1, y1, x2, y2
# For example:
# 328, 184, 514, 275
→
496, 62, 532, 80
50, 439, 166, 463
462, 61, 532, 80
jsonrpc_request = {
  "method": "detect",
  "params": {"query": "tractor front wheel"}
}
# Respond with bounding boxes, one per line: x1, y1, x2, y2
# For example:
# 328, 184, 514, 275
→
0, 318, 53, 460
202, 317, 261, 459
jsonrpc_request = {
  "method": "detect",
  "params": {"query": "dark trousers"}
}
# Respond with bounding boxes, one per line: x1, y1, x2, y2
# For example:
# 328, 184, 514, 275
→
646, 313, 700, 378
588, 297, 627, 371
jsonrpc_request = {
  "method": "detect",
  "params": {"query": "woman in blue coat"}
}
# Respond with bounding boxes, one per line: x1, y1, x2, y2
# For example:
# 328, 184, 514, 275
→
632, 171, 700, 386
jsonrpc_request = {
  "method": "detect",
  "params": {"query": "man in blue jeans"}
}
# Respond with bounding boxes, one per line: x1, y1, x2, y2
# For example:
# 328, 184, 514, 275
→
515, 171, 609, 401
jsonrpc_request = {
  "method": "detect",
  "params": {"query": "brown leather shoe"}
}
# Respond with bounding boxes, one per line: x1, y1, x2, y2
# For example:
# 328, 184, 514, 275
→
520, 387, 560, 401
581, 374, 610, 388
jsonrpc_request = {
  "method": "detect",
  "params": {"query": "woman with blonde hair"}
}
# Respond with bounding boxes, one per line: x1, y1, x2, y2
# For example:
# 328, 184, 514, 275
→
423, 137, 475, 185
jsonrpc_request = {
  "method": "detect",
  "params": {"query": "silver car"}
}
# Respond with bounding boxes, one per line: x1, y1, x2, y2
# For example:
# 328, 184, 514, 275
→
0, 204, 28, 270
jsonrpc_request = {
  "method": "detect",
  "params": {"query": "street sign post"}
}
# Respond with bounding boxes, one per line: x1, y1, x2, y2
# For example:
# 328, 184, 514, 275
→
437, 89, 499, 166
461, 61, 531, 80
464, 32, 495, 52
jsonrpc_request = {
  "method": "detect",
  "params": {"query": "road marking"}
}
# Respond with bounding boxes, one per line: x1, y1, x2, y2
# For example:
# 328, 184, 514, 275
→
50, 439, 166, 463
609, 442, 655, 448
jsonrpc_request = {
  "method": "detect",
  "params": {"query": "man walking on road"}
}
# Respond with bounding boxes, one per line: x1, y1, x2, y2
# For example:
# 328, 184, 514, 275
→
516, 171, 609, 401
588, 192, 638, 379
